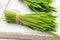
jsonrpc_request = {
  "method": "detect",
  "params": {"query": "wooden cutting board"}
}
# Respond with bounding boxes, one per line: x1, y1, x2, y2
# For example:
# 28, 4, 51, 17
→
0, 32, 60, 40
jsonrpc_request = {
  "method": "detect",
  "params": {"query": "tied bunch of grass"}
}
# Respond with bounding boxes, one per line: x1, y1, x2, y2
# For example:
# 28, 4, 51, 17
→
4, 10, 59, 37
23, 0, 56, 12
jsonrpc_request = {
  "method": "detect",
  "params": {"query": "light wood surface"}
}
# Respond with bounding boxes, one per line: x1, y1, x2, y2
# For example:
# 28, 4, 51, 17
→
0, 33, 60, 40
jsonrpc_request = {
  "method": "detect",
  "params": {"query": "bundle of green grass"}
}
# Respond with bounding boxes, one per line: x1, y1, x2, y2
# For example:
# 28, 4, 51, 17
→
4, 10, 59, 37
22, 0, 56, 12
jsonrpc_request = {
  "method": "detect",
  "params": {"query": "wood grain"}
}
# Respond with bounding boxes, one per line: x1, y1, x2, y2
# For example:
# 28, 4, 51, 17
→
0, 33, 60, 40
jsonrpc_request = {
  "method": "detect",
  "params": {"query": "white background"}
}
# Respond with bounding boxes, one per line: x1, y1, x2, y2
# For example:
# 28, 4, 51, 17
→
0, 0, 60, 40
